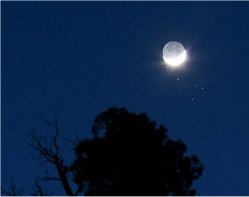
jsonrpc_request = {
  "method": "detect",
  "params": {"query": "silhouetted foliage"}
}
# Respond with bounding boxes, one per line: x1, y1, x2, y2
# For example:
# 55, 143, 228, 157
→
2, 107, 203, 196
70, 107, 204, 195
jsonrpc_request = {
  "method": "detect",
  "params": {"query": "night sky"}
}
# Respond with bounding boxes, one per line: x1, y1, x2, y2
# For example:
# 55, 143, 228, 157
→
2, 2, 249, 195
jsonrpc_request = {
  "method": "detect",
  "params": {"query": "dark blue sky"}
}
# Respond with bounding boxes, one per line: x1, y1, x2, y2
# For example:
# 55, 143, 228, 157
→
2, 2, 249, 195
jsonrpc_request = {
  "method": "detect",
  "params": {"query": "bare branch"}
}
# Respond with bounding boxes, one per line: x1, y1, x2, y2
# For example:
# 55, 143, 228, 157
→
34, 179, 45, 196
28, 125, 59, 164
1, 178, 23, 196
37, 171, 60, 182
61, 136, 79, 151
40, 117, 60, 155
61, 129, 86, 152
41, 117, 57, 128
74, 183, 84, 196
28, 119, 74, 196
32, 177, 55, 196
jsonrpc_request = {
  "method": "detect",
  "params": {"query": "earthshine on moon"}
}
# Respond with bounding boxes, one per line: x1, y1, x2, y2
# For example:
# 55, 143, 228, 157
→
163, 41, 187, 68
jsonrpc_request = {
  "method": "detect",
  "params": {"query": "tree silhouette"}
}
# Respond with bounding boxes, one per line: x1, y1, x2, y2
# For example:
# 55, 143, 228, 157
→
70, 107, 204, 195
2, 107, 203, 196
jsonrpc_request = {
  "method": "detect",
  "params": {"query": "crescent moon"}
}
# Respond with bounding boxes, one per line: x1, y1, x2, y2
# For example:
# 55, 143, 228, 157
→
163, 41, 187, 68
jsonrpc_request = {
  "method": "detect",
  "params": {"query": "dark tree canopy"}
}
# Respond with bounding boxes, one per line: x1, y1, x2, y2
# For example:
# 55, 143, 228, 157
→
2, 107, 204, 196
70, 107, 204, 196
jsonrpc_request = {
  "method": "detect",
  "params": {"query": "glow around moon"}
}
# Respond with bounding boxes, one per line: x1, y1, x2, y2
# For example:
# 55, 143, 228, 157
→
163, 41, 187, 68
